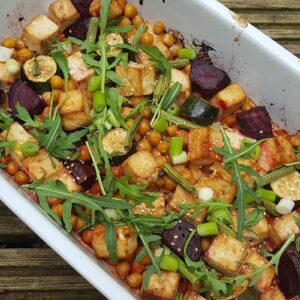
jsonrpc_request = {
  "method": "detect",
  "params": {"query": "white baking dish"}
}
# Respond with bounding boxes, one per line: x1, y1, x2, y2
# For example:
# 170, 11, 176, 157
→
0, 1, 300, 299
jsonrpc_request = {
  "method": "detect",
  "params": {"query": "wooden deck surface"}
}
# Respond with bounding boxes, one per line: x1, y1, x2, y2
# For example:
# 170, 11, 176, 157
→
1, 1, 299, 299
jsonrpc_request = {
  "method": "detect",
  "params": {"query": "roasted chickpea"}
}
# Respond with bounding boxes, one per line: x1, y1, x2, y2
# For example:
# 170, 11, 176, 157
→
290, 134, 300, 147
141, 32, 154, 45
75, 217, 87, 231
6, 161, 19, 176
52, 204, 63, 219
126, 272, 143, 288
167, 125, 179, 137
71, 216, 78, 230
116, 261, 131, 279
124, 3, 138, 19
50, 75, 64, 90
16, 39, 26, 50
89, 182, 101, 195
162, 33, 175, 47
181, 169, 194, 183
131, 263, 145, 273
169, 44, 182, 57
163, 176, 176, 191
156, 156, 167, 168
138, 118, 151, 136
47, 197, 63, 207
153, 21, 165, 35
2, 38, 17, 49
79, 145, 91, 162
127, 29, 136, 41
147, 130, 162, 146
118, 16, 131, 26
18, 48, 34, 62
81, 229, 93, 245
136, 139, 152, 152
65, 79, 77, 91
132, 15, 144, 29
143, 106, 152, 119
131, 96, 145, 107
151, 148, 161, 158
157, 140, 169, 155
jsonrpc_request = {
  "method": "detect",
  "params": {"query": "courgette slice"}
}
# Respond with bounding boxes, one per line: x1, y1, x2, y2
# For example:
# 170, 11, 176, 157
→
180, 95, 219, 126
271, 171, 300, 201
102, 128, 128, 156
22, 55, 57, 94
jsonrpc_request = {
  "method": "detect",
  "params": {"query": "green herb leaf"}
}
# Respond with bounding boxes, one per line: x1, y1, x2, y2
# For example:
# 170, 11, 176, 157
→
106, 25, 134, 33
244, 206, 265, 228
106, 71, 124, 86
160, 82, 183, 110
15, 103, 39, 128
107, 88, 126, 128
295, 237, 300, 252
51, 50, 69, 88
99, 0, 111, 33
0, 109, 13, 132
133, 23, 147, 47
63, 200, 73, 233
105, 222, 118, 262
294, 216, 300, 228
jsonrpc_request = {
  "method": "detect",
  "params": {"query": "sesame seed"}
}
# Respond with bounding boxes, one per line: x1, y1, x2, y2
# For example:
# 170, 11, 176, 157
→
174, 235, 178, 239
171, 242, 175, 246
177, 248, 181, 252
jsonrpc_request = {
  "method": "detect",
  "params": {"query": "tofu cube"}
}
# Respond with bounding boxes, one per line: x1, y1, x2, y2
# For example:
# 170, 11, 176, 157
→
48, 0, 80, 32
171, 68, 191, 105
168, 185, 207, 223
116, 62, 156, 97
0, 62, 16, 91
22, 15, 59, 53
133, 193, 165, 218
211, 83, 247, 117
49, 168, 81, 192
121, 150, 159, 185
92, 224, 138, 259
205, 232, 249, 274
232, 208, 269, 244
143, 271, 180, 300
260, 286, 286, 300
225, 128, 255, 150
269, 210, 300, 246
22, 149, 63, 180
184, 291, 206, 300
241, 251, 275, 292
67, 52, 95, 83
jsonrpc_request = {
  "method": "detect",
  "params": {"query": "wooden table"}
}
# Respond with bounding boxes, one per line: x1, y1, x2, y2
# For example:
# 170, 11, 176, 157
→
0, 1, 299, 299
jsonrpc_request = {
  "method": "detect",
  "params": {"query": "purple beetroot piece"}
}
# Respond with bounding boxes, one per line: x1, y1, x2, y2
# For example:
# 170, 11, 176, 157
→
64, 18, 91, 40
236, 106, 273, 139
8, 80, 45, 118
162, 219, 201, 261
190, 58, 231, 97
64, 161, 96, 190
71, 0, 92, 18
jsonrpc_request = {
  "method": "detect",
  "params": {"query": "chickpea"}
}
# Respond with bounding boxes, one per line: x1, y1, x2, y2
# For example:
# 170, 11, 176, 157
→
2, 38, 17, 49
134, 132, 142, 143
81, 229, 93, 245
163, 176, 176, 191
131, 96, 145, 107
147, 130, 162, 146
127, 29, 136, 41
162, 33, 175, 47
75, 217, 87, 231
137, 139, 152, 152
71, 216, 78, 230
169, 44, 182, 57
52, 204, 63, 219
89, 182, 101, 195
124, 4, 138, 19
157, 140, 169, 155
16, 39, 26, 50
167, 125, 179, 137
141, 32, 154, 45
143, 106, 152, 119
50, 75, 64, 90
290, 134, 300, 147
126, 272, 143, 288
132, 15, 144, 29
18, 48, 34, 62
118, 16, 131, 26
79, 145, 91, 162
14, 171, 30, 185
131, 263, 145, 273
138, 118, 151, 136
47, 197, 63, 207
65, 79, 77, 91
6, 161, 19, 176
116, 261, 131, 279
153, 21, 165, 35
181, 169, 194, 183
156, 156, 167, 168
151, 148, 161, 158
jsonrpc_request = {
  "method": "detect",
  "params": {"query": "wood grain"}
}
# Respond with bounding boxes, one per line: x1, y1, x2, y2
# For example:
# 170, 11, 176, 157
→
220, 0, 300, 10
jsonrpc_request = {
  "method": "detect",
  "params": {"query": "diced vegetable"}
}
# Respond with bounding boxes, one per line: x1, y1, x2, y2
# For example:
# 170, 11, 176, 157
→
190, 58, 231, 97
236, 106, 273, 139
0, 46, 13, 62
171, 151, 188, 165
178, 48, 197, 60
88, 75, 102, 92
169, 137, 184, 157
21, 141, 40, 157
197, 222, 218, 236
93, 91, 107, 112
160, 254, 179, 272
240, 139, 261, 160
181, 95, 219, 126
152, 118, 168, 133
64, 17, 91, 40
276, 198, 295, 215
256, 188, 276, 202
6, 59, 20, 75
167, 103, 180, 116
71, 0, 92, 17
210, 208, 232, 224
198, 187, 214, 202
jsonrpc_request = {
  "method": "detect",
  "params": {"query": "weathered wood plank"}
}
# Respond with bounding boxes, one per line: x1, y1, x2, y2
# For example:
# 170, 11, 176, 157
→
261, 27, 300, 40
0, 201, 13, 216
281, 43, 300, 56
220, 0, 300, 10
241, 12, 300, 25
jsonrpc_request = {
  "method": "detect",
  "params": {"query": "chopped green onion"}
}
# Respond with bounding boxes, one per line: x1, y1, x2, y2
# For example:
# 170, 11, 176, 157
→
169, 137, 183, 157
256, 188, 276, 202
86, 17, 99, 43
107, 109, 121, 128
178, 48, 197, 60
244, 192, 255, 204
210, 208, 232, 224
169, 59, 189, 69
276, 198, 295, 215
261, 199, 280, 217
6, 59, 20, 75
152, 118, 168, 133
21, 141, 40, 157
159, 254, 178, 272
88, 76, 102, 92
93, 91, 106, 112
167, 103, 180, 116
171, 151, 188, 165
197, 222, 219, 236
125, 115, 142, 151
240, 139, 261, 160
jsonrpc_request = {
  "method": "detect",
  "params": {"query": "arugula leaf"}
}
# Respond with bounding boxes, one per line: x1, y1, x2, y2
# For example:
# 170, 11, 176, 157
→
160, 82, 183, 110
244, 206, 265, 228
133, 23, 147, 47
99, 0, 111, 33
106, 25, 134, 33
0, 140, 16, 159
0, 108, 13, 131
115, 177, 158, 207
106, 71, 124, 86
51, 50, 69, 88
296, 237, 300, 252
69, 37, 98, 53
105, 222, 118, 262
107, 88, 126, 128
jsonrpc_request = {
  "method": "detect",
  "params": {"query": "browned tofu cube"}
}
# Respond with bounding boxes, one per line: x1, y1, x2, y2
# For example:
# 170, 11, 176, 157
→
211, 83, 247, 117
133, 193, 165, 218
143, 271, 180, 300
269, 210, 300, 246
121, 150, 159, 185
241, 251, 275, 293
204, 232, 249, 274
22, 15, 59, 53
49, 168, 81, 192
171, 69, 191, 105
48, 0, 80, 31
260, 286, 286, 300
22, 149, 63, 181
116, 62, 156, 97
92, 224, 138, 259
184, 291, 206, 300
168, 185, 207, 223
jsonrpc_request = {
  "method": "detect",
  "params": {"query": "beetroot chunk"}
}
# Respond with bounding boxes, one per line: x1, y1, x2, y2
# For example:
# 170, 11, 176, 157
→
8, 80, 45, 118
278, 243, 300, 298
190, 59, 231, 97
236, 106, 273, 139
71, 0, 92, 18
64, 18, 91, 40
162, 219, 201, 261
64, 161, 96, 190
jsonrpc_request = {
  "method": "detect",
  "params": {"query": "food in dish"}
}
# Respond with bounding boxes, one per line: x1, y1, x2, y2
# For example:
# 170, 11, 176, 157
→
0, 0, 300, 299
